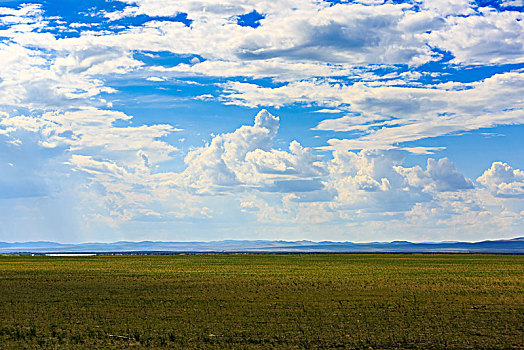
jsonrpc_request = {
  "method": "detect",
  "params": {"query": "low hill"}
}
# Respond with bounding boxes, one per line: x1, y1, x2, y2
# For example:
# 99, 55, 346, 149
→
0, 237, 522, 253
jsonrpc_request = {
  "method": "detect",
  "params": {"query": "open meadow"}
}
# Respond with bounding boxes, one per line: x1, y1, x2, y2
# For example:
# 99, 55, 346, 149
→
0, 254, 522, 349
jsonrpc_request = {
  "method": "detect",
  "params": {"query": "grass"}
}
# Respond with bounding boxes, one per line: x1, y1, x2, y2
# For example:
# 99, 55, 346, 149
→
0, 254, 522, 349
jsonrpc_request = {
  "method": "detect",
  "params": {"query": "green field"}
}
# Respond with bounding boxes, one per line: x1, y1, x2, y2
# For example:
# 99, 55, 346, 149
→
0, 254, 522, 349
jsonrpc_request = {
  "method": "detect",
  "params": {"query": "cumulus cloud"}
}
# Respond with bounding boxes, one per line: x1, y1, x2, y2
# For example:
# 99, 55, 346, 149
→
180, 110, 326, 193
396, 158, 474, 192
477, 162, 524, 198
325, 149, 425, 212
320, 150, 479, 223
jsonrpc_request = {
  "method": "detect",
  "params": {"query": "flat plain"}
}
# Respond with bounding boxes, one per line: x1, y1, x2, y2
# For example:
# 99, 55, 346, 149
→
0, 254, 522, 349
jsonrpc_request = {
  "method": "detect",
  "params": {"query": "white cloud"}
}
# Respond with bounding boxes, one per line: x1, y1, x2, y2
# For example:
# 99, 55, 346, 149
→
1, 108, 176, 165
219, 80, 344, 108
53, 45, 143, 75
325, 149, 426, 212
0, 42, 117, 110
146, 76, 166, 81
477, 162, 524, 198
313, 115, 395, 132
64, 153, 215, 228
320, 150, 479, 225
397, 146, 446, 155
396, 158, 474, 192
2, 0, 521, 88
420, 0, 475, 16
179, 109, 326, 193
69, 155, 130, 178
427, 8, 524, 65
500, 0, 524, 7
314, 108, 343, 114
225, 71, 524, 150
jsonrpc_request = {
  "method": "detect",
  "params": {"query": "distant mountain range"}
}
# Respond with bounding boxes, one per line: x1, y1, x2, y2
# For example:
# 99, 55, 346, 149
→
0, 237, 522, 254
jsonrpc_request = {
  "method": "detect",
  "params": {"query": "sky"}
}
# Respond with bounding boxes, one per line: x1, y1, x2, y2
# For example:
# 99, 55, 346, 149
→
0, 0, 523, 243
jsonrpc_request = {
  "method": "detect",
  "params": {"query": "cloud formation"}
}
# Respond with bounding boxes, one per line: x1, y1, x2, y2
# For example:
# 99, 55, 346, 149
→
477, 162, 524, 198
0, 0, 522, 242
397, 158, 474, 192
180, 110, 325, 193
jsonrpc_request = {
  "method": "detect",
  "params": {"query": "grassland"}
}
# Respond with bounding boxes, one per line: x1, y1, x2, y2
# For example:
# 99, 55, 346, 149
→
0, 254, 522, 349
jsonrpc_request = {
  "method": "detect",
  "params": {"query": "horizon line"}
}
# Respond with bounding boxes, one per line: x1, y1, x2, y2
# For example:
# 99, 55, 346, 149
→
1, 236, 522, 245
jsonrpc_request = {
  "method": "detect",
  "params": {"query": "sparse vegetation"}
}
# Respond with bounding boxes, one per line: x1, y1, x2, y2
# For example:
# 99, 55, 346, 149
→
0, 254, 522, 349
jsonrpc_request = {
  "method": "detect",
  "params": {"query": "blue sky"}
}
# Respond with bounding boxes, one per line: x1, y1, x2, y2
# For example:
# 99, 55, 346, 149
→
0, 0, 523, 243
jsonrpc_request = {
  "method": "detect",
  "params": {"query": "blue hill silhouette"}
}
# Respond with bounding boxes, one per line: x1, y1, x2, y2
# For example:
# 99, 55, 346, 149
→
0, 238, 522, 254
